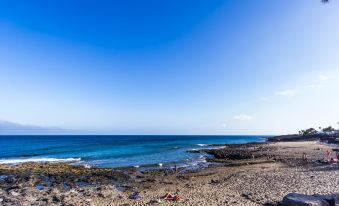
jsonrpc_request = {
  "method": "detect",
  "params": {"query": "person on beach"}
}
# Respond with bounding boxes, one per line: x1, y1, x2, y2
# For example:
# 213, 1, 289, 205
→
330, 158, 335, 163
302, 152, 308, 163
173, 190, 185, 202
336, 151, 339, 160
325, 150, 331, 161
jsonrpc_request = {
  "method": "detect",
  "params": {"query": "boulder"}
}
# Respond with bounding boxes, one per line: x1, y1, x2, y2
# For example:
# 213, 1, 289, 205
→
313, 194, 339, 206
282, 193, 330, 206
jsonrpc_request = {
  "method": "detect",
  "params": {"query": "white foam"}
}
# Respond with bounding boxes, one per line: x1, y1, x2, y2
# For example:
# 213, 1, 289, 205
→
195, 144, 207, 147
0, 157, 81, 164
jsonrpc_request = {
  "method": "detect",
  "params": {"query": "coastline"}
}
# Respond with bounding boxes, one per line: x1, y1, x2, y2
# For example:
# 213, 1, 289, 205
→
1, 137, 339, 205
0, 135, 266, 169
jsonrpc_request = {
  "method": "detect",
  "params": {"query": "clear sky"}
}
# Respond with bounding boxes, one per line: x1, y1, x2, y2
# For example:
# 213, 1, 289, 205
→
0, 0, 339, 135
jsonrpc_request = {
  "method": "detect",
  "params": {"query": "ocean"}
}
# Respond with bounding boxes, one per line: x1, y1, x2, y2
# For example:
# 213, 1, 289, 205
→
0, 135, 266, 169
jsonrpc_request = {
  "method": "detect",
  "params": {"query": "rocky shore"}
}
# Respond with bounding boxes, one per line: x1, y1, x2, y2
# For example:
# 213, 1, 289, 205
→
1, 139, 339, 205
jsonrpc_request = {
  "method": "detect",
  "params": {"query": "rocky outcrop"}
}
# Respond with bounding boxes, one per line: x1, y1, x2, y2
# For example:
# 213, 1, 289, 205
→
267, 134, 320, 142
205, 149, 253, 160
0, 163, 132, 191
204, 143, 269, 160
267, 134, 339, 145
281, 193, 339, 206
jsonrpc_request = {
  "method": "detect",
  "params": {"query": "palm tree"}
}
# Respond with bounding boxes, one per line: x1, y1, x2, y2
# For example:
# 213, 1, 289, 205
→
322, 126, 335, 137
299, 128, 318, 136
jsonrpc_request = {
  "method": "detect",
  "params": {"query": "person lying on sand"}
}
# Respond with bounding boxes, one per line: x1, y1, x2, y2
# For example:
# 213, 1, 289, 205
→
173, 194, 185, 201
164, 190, 186, 201
164, 192, 174, 200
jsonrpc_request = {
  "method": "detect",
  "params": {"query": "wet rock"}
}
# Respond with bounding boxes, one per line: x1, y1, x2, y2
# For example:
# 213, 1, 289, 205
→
206, 149, 253, 160
282, 193, 330, 206
41, 197, 49, 203
186, 149, 203, 153
52, 196, 60, 203
210, 179, 220, 184
0, 175, 8, 182
1, 175, 14, 184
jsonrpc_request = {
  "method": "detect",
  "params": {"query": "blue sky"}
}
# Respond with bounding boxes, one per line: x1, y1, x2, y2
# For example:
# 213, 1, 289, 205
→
0, 0, 339, 135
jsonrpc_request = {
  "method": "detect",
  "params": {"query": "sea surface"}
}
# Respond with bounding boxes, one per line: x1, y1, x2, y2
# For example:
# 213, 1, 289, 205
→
0, 135, 266, 169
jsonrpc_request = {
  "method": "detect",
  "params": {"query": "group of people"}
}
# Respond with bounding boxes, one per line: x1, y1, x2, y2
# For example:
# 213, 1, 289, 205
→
324, 150, 339, 163
303, 150, 339, 163
129, 190, 186, 202
164, 190, 185, 202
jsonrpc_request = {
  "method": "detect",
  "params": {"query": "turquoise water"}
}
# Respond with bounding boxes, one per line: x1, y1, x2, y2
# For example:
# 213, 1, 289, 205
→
0, 135, 266, 168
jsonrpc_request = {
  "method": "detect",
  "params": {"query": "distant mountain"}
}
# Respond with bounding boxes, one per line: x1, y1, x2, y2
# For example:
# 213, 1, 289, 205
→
0, 120, 66, 135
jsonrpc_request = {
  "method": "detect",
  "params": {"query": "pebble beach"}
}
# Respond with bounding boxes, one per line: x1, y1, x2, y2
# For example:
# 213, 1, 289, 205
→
1, 140, 339, 206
